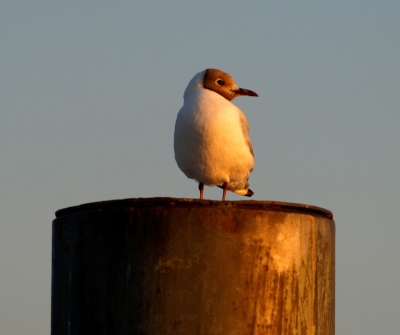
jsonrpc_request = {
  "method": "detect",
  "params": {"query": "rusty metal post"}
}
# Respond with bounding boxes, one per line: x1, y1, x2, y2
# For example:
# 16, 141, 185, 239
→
51, 198, 335, 335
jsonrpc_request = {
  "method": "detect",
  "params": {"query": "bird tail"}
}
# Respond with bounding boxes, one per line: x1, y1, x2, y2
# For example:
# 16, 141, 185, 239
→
229, 188, 254, 197
217, 178, 254, 197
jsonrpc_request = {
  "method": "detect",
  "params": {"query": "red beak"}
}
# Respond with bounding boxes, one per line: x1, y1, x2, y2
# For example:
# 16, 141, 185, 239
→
232, 88, 259, 97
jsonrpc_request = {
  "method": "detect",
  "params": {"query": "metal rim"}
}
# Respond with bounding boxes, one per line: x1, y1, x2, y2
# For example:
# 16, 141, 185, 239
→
55, 197, 333, 220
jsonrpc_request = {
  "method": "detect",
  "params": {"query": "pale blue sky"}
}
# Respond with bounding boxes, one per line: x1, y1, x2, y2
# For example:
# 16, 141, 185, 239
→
1, 1, 399, 334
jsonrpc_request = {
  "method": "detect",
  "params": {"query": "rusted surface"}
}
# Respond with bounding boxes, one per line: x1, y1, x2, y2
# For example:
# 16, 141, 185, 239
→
52, 197, 335, 335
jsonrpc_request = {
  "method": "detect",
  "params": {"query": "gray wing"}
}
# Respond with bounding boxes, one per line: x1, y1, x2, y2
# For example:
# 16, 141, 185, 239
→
239, 110, 254, 157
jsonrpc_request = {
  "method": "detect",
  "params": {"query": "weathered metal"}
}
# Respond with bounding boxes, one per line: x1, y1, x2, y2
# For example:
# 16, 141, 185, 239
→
52, 197, 335, 335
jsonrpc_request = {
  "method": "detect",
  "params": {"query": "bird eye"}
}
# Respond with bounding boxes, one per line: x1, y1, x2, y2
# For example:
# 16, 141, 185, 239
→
216, 79, 225, 85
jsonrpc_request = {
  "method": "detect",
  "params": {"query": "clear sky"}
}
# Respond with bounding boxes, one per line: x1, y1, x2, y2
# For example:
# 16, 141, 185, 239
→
1, 1, 399, 334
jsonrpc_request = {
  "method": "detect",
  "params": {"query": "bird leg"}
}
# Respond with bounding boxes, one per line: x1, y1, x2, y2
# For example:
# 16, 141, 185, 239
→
198, 182, 204, 199
222, 181, 228, 201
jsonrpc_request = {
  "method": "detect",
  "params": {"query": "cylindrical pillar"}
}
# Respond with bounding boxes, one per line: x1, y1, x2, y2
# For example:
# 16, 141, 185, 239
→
52, 197, 335, 335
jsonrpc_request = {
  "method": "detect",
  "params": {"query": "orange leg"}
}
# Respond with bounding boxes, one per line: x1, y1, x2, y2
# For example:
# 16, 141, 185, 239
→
198, 183, 204, 200
222, 181, 228, 201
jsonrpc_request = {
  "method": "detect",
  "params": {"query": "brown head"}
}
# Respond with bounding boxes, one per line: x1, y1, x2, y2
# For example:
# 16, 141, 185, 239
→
203, 68, 258, 101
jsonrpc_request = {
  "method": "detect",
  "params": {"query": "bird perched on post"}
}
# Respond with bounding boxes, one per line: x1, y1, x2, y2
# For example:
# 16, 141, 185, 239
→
174, 68, 258, 201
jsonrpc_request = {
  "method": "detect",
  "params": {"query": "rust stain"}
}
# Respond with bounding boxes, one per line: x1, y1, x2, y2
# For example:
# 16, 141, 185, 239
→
195, 207, 247, 234
155, 257, 192, 274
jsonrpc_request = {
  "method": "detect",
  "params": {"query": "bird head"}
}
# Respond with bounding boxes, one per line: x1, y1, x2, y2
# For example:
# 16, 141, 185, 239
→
203, 68, 258, 101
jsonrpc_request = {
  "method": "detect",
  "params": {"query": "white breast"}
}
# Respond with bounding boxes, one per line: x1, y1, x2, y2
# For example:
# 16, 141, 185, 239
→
174, 88, 254, 187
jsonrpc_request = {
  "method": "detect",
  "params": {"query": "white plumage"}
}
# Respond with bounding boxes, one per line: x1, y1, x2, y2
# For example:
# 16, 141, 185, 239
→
174, 69, 258, 201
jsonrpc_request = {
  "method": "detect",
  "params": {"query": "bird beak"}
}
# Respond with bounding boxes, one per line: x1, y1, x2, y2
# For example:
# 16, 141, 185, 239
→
232, 88, 259, 97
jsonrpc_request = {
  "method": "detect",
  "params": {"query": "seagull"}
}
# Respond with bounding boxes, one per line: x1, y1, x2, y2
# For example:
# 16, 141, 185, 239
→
174, 68, 258, 201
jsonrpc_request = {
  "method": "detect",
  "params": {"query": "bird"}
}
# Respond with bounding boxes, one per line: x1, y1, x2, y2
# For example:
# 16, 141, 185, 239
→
174, 68, 258, 201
